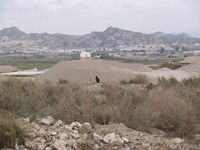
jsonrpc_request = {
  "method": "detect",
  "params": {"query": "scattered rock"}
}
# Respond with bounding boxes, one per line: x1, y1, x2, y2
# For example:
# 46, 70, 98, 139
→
93, 144, 100, 150
10, 117, 199, 150
82, 133, 88, 140
39, 116, 54, 126
72, 143, 78, 150
70, 121, 81, 129
110, 134, 124, 146
171, 138, 184, 144
54, 119, 63, 127
122, 137, 129, 143
25, 142, 35, 149
64, 125, 73, 132
66, 139, 76, 147
36, 128, 46, 138
79, 122, 92, 134
26, 132, 36, 140
37, 144, 46, 150
51, 132, 57, 136
31, 122, 41, 131
59, 132, 69, 140
45, 147, 52, 150
70, 133, 81, 139
53, 140, 67, 150
93, 132, 103, 141
103, 133, 116, 143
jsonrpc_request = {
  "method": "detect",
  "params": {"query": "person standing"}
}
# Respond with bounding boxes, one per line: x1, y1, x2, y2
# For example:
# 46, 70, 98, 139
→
95, 76, 100, 83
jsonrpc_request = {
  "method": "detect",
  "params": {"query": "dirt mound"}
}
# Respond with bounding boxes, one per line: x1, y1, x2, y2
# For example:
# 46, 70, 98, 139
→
178, 62, 200, 73
38, 60, 153, 83
0, 65, 19, 73
144, 70, 197, 82
180, 56, 200, 64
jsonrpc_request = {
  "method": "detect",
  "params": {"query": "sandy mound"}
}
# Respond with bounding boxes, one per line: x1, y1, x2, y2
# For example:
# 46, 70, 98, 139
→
144, 70, 197, 82
0, 65, 19, 73
178, 62, 200, 73
38, 60, 153, 83
180, 56, 200, 64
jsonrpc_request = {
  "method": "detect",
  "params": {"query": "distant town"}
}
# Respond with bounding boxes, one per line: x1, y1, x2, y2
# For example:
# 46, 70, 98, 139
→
1, 26, 200, 62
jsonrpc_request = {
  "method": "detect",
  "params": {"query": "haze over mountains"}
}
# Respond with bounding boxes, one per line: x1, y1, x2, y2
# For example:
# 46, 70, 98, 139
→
0, 26, 200, 49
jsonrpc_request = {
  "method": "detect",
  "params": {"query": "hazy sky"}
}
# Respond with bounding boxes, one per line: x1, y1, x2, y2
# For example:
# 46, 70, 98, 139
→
0, 0, 200, 37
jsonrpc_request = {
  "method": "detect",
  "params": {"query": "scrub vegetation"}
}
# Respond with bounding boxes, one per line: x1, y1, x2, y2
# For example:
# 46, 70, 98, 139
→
0, 75, 200, 140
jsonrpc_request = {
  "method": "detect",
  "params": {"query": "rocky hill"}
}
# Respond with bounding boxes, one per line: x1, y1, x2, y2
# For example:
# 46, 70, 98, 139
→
0, 26, 200, 49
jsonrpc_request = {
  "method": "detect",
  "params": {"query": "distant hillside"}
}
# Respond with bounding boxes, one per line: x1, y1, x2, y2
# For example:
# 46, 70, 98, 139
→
0, 26, 200, 49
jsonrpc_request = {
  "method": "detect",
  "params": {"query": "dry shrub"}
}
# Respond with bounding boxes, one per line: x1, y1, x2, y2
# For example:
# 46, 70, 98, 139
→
120, 74, 149, 85
160, 61, 184, 70
0, 111, 25, 149
157, 77, 179, 88
58, 79, 69, 84
0, 78, 46, 121
129, 74, 149, 85
98, 83, 151, 132
140, 86, 197, 137
182, 76, 200, 88
119, 79, 128, 85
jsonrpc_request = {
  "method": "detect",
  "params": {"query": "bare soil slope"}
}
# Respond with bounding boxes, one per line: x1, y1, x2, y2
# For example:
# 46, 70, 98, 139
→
180, 56, 200, 64
178, 62, 200, 73
0, 65, 19, 73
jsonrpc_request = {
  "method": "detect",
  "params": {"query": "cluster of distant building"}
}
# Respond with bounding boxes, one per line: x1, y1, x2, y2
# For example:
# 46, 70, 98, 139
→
1, 39, 200, 61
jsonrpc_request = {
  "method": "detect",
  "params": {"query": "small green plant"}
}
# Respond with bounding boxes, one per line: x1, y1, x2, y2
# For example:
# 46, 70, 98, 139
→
0, 112, 25, 149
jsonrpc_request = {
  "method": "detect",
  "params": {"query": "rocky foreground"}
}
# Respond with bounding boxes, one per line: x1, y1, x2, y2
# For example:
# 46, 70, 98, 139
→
5, 116, 200, 150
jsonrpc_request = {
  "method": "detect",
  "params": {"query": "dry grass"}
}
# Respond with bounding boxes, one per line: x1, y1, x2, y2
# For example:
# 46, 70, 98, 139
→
140, 87, 197, 137
0, 110, 25, 149
120, 74, 150, 85
0, 76, 200, 138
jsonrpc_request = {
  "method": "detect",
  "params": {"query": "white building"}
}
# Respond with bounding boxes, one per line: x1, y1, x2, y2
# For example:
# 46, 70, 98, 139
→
80, 52, 91, 60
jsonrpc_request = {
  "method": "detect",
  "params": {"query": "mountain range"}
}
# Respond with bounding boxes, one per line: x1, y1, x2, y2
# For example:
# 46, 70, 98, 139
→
0, 26, 200, 49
